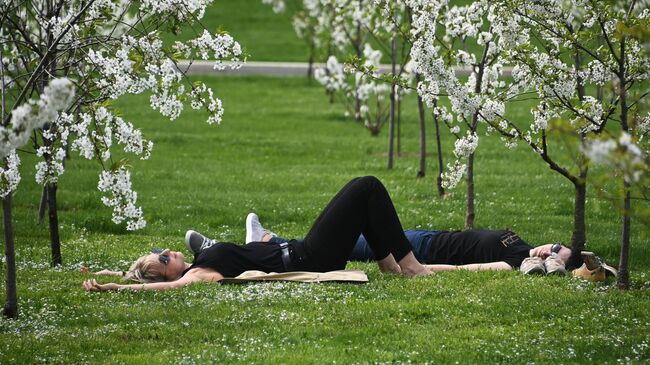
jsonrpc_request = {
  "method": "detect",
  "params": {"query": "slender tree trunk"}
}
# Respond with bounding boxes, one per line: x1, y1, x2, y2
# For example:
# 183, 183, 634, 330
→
307, 53, 314, 80
464, 40, 490, 229
416, 77, 426, 178
353, 17, 362, 122
617, 36, 631, 290
397, 98, 402, 157
307, 41, 315, 80
46, 183, 62, 266
571, 175, 587, 255
570, 48, 587, 255
465, 152, 476, 229
432, 104, 445, 196
38, 186, 47, 224
3, 195, 18, 319
619, 187, 631, 289
387, 37, 397, 169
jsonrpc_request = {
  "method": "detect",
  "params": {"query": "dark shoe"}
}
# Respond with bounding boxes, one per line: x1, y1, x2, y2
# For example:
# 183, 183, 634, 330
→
185, 230, 217, 254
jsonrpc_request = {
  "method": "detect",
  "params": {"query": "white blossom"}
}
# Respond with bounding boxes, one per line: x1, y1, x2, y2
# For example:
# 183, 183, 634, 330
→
1, 78, 75, 158
453, 132, 479, 158
584, 133, 648, 182
97, 168, 146, 230
0, 151, 21, 197
442, 162, 466, 189
262, 0, 286, 13
314, 56, 349, 93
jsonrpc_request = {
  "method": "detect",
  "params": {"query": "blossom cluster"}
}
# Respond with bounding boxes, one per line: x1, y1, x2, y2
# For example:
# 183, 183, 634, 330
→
314, 56, 349, 93
1, 78, 75, 160
97, 167, 146, 231
262, 0, 286, 14
140, 0, 212, 20
291, 0, 328, 49
0, 151, 21, 198
585, 133, 648, 183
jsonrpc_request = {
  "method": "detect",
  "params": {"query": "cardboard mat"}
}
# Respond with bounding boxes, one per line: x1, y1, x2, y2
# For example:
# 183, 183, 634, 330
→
220, 270, 368, 283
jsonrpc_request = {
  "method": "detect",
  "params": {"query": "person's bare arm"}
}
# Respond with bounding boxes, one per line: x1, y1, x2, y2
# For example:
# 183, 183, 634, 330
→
425, 261, 512, 272
95, 269, 124, 276
80, 266, 124, 277
82, 267, 224, 292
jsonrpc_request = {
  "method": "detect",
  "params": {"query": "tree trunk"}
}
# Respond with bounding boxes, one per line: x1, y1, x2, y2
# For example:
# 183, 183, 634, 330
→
416, 93, 426, 178
38, 186, 47, 224
397, 98, 402, 157
464, 40, 490, 229
353, 17, 362, 122
432, 105, 445, 197
618, 186, 631, 289
3, 195, 18, 319
465, 152, 475, 229
307, 52, 314, 80
46, 183, 62, 266
570, 176, 587, 255
569, 49, 587, 255
617, 36, 630, 290
387, 37, 397, 169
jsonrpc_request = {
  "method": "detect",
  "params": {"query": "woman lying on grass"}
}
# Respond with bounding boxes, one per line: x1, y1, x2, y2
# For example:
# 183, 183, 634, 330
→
83, 176, 433, 292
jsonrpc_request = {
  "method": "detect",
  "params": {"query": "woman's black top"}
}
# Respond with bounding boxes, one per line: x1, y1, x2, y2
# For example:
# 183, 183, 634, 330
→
183, 242, 285, 278
427, 229, 532, 268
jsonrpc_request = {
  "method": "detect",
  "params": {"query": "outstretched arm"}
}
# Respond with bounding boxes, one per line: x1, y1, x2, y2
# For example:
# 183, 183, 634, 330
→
82, 267, 224, 292
425, 261, 512, 272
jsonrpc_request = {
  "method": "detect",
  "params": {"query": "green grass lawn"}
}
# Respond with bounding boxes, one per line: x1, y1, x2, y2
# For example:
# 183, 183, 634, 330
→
1, 75, 649, 364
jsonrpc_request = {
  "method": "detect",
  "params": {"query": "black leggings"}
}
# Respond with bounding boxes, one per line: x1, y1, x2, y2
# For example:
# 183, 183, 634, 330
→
299, 176, 412, 272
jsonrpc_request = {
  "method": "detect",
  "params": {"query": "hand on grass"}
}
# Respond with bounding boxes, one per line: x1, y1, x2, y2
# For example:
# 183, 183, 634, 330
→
83, 279, 121, 292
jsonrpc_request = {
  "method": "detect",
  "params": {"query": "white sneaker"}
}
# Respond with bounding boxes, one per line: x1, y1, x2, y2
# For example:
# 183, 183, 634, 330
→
245, 213, 276, 243
544, 253, 567, 276
520, 257, 546, 275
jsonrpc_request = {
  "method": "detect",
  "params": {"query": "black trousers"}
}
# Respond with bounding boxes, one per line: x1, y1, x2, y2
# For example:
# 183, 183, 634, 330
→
297, 176, 413, 272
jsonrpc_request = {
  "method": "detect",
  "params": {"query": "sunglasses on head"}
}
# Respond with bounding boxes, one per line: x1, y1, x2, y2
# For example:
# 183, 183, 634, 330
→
151, 248, 170, 265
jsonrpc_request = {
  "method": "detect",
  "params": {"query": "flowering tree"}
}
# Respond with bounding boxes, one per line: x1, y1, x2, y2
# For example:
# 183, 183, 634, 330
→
262, 0, 337, 79
490, 0, 649, 287
1, 0, 242, 317
1, 78, 75, 319
305, 0, 392, 123
409, 0, 522, 228
446, 0, 602, 257
270, 0, 420, 159
373, 1, 446, 192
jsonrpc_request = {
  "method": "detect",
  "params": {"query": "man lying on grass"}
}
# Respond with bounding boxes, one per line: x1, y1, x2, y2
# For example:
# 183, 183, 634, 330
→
83, 176, 434, 292
185, 213, 584, 276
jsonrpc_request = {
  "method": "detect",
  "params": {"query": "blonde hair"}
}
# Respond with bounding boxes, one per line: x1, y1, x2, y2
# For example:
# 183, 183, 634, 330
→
124, 254, 166, 283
